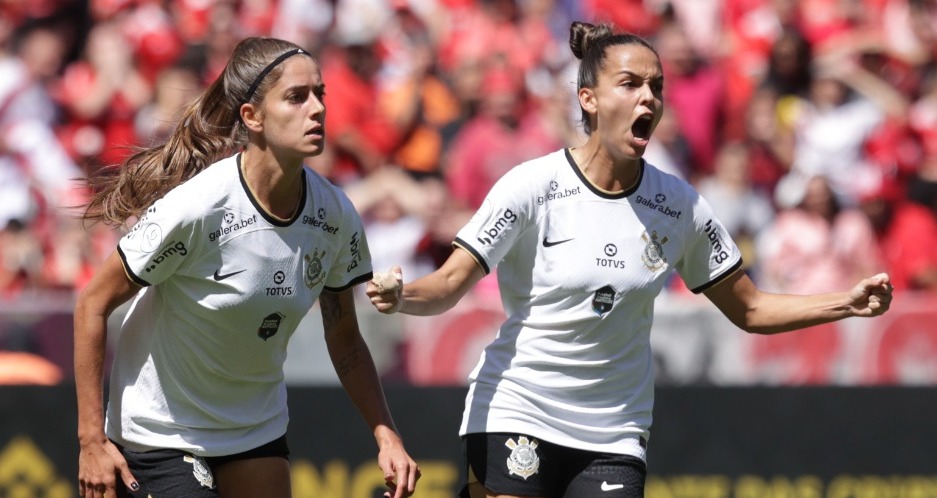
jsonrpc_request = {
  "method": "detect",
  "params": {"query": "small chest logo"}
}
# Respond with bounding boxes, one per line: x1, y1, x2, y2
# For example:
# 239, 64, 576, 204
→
504, 436, 540, 479
641, 230, 669, 271
258, 312, 285, 341
304, 249, 326, 288
592, 285, 616, 315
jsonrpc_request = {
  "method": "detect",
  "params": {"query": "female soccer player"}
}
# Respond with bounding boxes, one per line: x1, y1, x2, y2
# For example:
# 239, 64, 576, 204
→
368, 22, 892, 498
74, 37, 420, 498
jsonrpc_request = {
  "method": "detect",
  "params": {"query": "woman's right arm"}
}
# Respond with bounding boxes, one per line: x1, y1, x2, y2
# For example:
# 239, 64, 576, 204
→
74, 249, 142, 498
367, 247, 485, 316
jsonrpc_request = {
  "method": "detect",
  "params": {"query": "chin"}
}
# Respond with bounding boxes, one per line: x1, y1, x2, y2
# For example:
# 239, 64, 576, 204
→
299, 144, 324, 157
622, 144, 646, 160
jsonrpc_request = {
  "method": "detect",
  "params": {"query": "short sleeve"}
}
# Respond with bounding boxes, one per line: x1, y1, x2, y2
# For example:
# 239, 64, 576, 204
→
118, 194, 198, 287
323, 199, 373, 292
453, 170, 532, 274
676, 194, 744, 293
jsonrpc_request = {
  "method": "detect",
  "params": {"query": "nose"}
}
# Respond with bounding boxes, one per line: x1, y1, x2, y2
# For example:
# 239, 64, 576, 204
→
638, 82, 655, 106
309, 95, 325, 117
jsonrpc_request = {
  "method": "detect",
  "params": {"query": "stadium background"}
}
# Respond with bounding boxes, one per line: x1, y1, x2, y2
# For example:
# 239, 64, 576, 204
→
2, 0, 937, 496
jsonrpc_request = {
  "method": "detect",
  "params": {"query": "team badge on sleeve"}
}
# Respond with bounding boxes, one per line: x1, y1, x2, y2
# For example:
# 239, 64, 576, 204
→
141, 224, 163, 253
504, 436, 540, 479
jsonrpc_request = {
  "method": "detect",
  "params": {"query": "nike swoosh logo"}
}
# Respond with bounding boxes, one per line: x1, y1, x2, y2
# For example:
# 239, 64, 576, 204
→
601, 481, 624, 491
542, 237, 573, 247
213, 269, 246, 281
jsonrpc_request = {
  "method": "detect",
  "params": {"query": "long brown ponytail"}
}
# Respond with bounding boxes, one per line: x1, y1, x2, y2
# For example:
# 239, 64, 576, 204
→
82, 37, 307, 227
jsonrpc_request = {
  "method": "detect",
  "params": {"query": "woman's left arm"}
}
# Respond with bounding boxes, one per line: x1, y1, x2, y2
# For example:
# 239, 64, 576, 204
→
703, 270, 893, 335
319, 289, 419, 498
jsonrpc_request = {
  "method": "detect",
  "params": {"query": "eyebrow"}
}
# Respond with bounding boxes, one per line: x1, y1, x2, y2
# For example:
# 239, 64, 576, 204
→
281, 83, 325, 93
615, 70, 663, 81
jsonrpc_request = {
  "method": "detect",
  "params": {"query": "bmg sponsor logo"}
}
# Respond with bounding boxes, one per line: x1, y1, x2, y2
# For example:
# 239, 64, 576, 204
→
705, 219, 730, 264
476, 208, 517, 245
144, 241, 188, 273
209, 214, 258, 242
346, 232, 362, 272
537, 185, 581, 205
635, 194, 681, 219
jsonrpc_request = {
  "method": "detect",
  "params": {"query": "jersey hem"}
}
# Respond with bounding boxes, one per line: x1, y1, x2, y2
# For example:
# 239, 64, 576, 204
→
453, 238, 490, 274
459, 427, 649, 462
323, 271, 373, 293
117, 245, 151, 287
690, 257, 744, 294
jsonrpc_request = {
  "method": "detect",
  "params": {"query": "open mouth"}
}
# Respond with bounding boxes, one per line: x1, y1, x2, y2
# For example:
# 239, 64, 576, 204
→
631, 114, 654, 141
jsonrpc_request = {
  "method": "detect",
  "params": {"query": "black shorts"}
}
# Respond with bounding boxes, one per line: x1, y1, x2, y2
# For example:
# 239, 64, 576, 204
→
461, 432, 646, 498
115, 434, 290, 498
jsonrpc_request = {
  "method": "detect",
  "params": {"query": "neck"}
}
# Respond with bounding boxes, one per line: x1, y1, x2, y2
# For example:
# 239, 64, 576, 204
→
241, 148, 305, 220
570, 140, 642, 193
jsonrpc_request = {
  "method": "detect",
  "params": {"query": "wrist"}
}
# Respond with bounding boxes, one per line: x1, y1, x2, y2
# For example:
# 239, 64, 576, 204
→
77, 427, 108, 445
373, 424, 401, 448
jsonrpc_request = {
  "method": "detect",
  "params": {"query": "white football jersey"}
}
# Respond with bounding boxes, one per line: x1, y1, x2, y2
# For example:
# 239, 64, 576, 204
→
107, 153, 373, 456
456, 149, 742, 459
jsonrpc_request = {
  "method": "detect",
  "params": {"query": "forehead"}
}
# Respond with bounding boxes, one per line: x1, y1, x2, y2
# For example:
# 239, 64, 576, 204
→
269, 56, 322, 89
600, 44, 662, 79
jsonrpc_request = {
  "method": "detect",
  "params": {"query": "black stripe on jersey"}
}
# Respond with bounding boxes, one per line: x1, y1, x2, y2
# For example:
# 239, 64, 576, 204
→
690, 257, 744, 294
564, 148, 643, 199
237, 153, 308, 227
323, 271, 374, 293
453, 238, 490, 274
116, 245, 152, 287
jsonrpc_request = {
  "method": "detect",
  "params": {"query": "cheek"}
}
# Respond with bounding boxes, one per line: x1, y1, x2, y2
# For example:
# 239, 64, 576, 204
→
267, 110, 302, 133
600, 104, 629, 127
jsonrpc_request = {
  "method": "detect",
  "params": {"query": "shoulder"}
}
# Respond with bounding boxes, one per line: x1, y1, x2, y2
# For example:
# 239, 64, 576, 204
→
477, 150, 566, 207
169, 155, 238, 193
642, 160, 700, 201
501, 149, 568, 185
304, 166, 360, 217
156, 155, 238, 215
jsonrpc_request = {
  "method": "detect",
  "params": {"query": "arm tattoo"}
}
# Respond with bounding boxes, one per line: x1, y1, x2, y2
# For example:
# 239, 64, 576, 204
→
320, 291, 365, 378
319, 292, 345, 326
333, 345, 366, 378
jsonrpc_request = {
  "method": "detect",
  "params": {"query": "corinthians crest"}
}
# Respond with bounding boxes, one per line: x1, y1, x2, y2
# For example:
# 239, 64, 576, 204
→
183, 455, 215, 489
304, 249, 326, 288
504, 436, 540, 479
641, 230, 668, 271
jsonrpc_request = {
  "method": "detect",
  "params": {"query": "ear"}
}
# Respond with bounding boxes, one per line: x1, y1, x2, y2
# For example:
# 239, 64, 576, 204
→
578, 87, 596, 115
240, 103, 263, 133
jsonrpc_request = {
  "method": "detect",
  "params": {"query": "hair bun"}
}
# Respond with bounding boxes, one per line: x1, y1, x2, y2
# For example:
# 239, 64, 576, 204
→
569, 21, 615, 60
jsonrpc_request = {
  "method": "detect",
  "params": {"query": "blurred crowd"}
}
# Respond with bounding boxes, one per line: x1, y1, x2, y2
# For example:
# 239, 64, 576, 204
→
1, 0, 937, 372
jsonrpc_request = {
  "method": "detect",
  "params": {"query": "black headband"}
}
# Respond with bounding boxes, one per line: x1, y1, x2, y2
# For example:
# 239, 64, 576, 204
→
245, 48, 307, 103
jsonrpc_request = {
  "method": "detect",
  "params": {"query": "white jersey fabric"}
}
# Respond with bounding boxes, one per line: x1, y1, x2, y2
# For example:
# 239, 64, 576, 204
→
107, 153, 372, 456
455, 149, 742, 459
